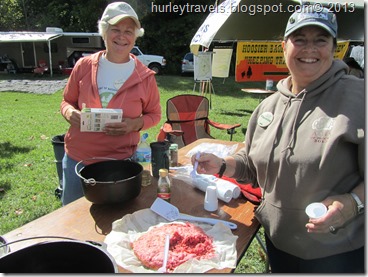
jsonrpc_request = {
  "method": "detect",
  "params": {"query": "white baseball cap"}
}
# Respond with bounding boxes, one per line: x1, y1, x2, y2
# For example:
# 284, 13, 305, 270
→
100, 2, 141, 28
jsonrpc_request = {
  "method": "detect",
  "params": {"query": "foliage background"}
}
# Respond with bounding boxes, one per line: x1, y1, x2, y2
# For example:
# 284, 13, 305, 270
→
0, 0, 222, 74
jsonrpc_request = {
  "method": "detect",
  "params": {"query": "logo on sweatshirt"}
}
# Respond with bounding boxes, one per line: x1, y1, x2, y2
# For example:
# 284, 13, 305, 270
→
311, 117, 334, 143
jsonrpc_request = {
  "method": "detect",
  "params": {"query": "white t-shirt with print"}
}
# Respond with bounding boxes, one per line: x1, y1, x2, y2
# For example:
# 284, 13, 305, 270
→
97, 55, 135, 108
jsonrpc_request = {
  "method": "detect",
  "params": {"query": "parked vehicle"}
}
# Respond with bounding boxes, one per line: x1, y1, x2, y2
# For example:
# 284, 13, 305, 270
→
181, 52, 194, 75
130, 46, 166, 74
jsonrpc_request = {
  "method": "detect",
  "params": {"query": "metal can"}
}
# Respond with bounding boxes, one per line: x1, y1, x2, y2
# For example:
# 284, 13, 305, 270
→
141, 169, 151, 187
169, 143, 178, 167
265, 79, 273, 91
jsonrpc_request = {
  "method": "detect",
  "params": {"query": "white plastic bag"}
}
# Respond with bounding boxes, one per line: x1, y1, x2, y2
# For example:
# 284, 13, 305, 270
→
185, 143, 238, 159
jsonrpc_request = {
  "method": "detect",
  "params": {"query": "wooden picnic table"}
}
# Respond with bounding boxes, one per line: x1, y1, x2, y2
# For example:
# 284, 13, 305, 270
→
241, 88, 275, 103
2, 138, 260, 273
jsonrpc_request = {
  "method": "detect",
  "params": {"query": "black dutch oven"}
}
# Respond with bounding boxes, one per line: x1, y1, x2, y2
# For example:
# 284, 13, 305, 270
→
75, 158, 143, 205
0, 236, 118, 273
0, 236, 10, 258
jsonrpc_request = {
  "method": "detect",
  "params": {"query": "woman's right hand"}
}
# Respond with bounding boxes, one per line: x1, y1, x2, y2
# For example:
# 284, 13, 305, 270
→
191, 152, 223, 175
65, 107, 81, 128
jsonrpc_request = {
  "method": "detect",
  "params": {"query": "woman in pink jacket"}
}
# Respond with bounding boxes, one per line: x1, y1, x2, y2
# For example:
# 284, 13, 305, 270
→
60, 2, 161, 206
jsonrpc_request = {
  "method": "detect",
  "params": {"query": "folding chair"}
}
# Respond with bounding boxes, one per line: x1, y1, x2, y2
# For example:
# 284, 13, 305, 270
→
156, 94, 241, 148
33, 60, 48, 75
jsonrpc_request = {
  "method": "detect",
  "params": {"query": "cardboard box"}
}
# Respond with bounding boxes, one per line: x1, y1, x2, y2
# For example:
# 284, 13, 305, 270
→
80, 108, 123, 132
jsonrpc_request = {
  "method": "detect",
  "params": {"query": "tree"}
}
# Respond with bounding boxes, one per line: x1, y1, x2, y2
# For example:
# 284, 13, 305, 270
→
0, 0, 24, 31
0, 0, 216, 74
137, 0, 213, 73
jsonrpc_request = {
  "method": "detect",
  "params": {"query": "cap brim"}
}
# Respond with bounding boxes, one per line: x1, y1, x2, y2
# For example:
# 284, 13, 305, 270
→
107, 15, 141, 28
285, 21, 336, 38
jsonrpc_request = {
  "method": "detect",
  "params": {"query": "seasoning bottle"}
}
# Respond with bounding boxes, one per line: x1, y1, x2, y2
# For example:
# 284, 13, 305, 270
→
157, 169, 171, 202
169, 143, 178, 167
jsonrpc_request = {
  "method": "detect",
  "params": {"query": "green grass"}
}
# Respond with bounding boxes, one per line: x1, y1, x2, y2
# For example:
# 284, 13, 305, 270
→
0, 73, 268, 273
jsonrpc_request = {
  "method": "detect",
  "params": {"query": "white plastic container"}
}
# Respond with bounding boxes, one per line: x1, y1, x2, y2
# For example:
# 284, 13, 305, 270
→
305, 202, 327, 219
204, 185, 218, 212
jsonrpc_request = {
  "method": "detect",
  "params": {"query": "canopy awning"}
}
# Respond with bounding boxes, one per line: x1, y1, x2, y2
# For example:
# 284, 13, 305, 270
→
190, 0, 364, 55
0, 32, 63, 76
190, 0, 242, 55
0, 32, 62, 43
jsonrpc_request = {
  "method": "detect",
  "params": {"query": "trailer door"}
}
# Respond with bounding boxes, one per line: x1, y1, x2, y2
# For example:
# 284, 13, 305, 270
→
21, 42, 36, 67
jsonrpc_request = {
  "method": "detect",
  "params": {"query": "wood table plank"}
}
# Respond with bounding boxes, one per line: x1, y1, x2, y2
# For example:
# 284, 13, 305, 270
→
3, 138, 260, 273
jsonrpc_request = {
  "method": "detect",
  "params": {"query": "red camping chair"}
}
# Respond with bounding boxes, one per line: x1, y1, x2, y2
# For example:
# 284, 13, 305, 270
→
157, 94, 241, 148
33, 60, 48, 75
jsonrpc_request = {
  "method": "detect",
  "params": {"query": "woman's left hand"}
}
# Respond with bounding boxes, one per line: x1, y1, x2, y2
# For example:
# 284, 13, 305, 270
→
305, 194, 356, 233
103, 118, 137, 136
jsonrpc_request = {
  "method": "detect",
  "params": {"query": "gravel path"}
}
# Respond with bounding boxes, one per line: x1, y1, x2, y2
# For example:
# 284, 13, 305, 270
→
0, 79, 68, 94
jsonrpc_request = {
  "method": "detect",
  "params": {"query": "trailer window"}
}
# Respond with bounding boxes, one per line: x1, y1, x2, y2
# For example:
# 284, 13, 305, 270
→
43, 42, 58, 53
72, 37, 90, 44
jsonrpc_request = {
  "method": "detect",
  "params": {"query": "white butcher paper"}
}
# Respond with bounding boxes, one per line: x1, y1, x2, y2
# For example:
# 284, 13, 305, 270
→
104, 208, 238, 273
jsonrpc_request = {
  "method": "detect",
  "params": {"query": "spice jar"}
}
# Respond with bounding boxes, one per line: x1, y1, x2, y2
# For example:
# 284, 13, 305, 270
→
157, 168, 171, 202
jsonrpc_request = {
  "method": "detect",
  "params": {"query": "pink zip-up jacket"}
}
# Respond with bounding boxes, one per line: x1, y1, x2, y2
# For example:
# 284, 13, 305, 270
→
60, 51, 161, 164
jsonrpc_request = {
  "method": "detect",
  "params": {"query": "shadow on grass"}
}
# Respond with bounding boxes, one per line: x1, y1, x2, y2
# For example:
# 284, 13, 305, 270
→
155, 75, 195, 91
0, 142, 34, 198
155, 75, 267, 100
218, 109, 254, 117
0, 142, 34, 159
0, 181, 11, 200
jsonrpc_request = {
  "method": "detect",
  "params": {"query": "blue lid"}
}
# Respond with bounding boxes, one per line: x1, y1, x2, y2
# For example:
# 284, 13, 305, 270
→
141, 132, 148, 141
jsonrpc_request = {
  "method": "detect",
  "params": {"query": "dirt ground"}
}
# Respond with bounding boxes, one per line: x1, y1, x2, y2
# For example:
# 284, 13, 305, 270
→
0, 78, 68, 94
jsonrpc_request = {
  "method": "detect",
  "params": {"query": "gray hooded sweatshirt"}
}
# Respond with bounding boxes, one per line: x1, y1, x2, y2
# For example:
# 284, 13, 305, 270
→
232, 59, 364, 259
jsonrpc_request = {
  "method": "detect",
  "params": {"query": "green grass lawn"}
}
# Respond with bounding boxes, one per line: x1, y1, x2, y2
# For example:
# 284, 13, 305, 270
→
0, 73, 268, 273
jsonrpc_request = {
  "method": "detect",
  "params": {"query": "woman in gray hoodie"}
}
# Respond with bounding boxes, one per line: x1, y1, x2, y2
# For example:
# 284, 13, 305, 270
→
193, 7, 364, 273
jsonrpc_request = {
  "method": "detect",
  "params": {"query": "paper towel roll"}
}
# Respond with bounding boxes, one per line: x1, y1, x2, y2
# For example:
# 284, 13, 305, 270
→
215, 185, 233, 203
191, 175, 239, 203
192, 175, 216, 192
214, 178, 241, 199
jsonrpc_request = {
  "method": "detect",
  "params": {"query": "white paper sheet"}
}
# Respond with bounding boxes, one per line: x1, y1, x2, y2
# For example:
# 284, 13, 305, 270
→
104, 209, 238, 273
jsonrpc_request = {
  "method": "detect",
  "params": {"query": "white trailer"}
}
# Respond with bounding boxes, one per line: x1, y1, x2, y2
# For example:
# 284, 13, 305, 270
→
0, 27, 104, 76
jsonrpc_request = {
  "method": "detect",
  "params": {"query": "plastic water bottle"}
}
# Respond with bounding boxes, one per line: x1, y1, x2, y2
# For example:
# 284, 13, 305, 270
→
135, 133, 151, 186
135, 133, 151, 163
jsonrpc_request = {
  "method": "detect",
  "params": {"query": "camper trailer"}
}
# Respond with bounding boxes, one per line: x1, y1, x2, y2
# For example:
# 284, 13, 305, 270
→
0, 27, 104, 76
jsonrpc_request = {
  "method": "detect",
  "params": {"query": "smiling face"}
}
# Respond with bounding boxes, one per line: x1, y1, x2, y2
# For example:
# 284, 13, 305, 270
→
282, 26, 335, 92
105, 18, 137, 63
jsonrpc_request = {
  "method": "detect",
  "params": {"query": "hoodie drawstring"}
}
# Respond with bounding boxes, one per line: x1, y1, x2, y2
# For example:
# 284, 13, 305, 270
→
282, 90, 307, 153
260, 95, 292, 201
260, 90, 307, 201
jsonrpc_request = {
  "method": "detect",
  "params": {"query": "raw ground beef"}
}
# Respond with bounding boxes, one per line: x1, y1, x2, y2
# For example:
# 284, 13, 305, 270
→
131, 222, 215, 272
